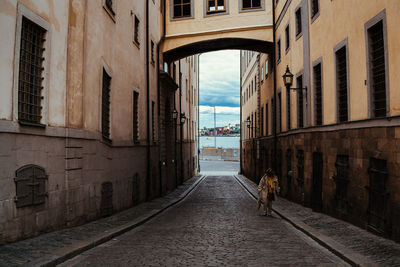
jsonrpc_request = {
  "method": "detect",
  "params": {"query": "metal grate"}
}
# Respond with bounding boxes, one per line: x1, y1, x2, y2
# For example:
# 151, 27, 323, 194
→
102, 70, 111, 140
18, 17, 46, 125
134, 15, 140, 45
173, 0, 191, 18
368, 21, 386, 118
297, 75, 304, 128
14, 165, 48, 208
368, 158, 388, 231
334, 155, 349, 211
287, 88, 291, 130
336, 46, 348, 122
265, 102, 269, 135
296, 8, 302, 36
296, 150, 304, 186
314, 63, 323, 125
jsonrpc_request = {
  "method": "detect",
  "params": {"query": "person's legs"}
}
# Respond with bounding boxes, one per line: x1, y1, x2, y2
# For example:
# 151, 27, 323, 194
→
267, 199, 272, 215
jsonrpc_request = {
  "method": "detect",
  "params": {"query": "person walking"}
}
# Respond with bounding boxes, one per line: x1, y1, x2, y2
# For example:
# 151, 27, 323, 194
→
257, 168, 279, 216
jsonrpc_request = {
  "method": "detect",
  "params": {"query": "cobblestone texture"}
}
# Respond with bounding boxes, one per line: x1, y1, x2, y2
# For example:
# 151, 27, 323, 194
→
0, 176, 201, 267
61, 175, 347, 266
236, 174, 400, 267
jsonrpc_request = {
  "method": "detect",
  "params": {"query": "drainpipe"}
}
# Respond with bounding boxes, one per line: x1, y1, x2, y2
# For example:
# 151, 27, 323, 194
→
179, 61, 183, 184
239, 55, 242, 174
156, 0, 166, 197
197, 55, 200, 173
145, 0, 150, 200
272, 0, 278, 173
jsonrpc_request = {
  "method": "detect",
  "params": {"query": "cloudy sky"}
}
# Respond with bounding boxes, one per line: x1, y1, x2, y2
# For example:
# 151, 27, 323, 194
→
199, 50, 240, 129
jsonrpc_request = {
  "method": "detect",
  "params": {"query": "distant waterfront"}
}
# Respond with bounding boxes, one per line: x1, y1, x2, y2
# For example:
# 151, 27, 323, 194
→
200, 136, 240, 149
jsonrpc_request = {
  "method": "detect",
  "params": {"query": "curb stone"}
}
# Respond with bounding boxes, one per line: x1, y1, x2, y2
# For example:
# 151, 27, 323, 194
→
233, 174, 379, 267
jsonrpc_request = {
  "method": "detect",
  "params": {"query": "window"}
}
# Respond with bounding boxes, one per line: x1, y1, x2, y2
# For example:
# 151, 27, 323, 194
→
133, 91, 139, 142
271, 97, 275, 134
334, 155, 349, 211
261, 106, 264, 136
295, 8, 302, 37
336, 46, 348, 122
278, 92, 282, 133
14, 165, 48, 208
297, 75, 304, 128
287, 88, 291, 130
261, 66, 264, 82
18, 17, 47, 125
277, 39, 281, 63
152, 101, 155, 142
296, 150, 304, 186
102, 69, 112, 141
242, 0, 262, 9
251, 113, 253, 138
265, 59, 269, 78
151, 40, 155, 64
314, 63, 323, 125
311, 0, 319, 19
265, 102, 269, 135
207, 0, 226, 14
367, 20, 387, 118
173, 0, 191, 18
133, 15, 140, 46
285, 24, 290, 51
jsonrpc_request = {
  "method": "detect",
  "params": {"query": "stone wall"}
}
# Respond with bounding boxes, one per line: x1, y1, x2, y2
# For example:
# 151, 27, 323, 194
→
242, 125, 400, 242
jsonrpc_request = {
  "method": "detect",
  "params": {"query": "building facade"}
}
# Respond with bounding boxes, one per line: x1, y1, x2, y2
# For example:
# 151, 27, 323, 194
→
0, 0, 198, 243
241, 0, 400, 242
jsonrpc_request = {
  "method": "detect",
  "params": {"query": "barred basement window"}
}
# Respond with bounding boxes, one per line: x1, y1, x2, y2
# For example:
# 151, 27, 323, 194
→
287, 88, 291, 130
14, 165, 48, 208
207, 0, 226, 14
133, 15, 140, 46
18, 17, 46, 125
334, 155, 349, 211
133, 91, 139, 142
297, 75, 304, 128
368, 158, 388, 232
295, 8, 302, 37
314, 63, 323, 125
242, 0, 261, 9
296, 150, 304, 186
173, 0, 191, 18
336, 46, 348, 122
368, 20, 387, 118
102, 69, 111, 141
311, 0, 319, 19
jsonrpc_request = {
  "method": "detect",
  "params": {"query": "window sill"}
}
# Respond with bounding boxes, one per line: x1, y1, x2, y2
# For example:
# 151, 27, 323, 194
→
102, 135, 112, 144
311, 11, 320, 24
133, 40, 140, 49
285, 47, 290, 55
204, 10, 228, 17
239, 7, 265, 13
18, 121, 46, 128
103, 6, 116, 23
170, 16, 194, 22
296, 32, 303, 41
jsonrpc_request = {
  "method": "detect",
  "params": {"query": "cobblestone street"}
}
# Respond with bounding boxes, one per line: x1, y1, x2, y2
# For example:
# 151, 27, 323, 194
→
61, 175, 348, 266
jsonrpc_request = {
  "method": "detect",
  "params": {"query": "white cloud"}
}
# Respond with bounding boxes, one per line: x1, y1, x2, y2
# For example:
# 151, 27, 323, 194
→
200, 105, 240, 115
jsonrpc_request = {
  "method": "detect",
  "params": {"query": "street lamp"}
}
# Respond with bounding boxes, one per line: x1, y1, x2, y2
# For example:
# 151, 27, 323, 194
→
172, 109, 178, 120
180, 112, 186, 125
245, 118, 251, 129
282, 65, 307, 98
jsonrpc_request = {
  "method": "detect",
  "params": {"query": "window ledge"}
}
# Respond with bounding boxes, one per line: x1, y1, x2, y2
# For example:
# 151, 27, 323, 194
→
103, 5, 116, 23
296, 32, 303, 41
18, 121, 46, 128
311, 11, 320, 24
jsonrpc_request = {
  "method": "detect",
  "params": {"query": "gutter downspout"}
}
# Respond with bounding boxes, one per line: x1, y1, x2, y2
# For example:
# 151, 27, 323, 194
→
179, 61, 183, 185
272, 0, 278, 173
240, 52, 243, 174
146, 0, 151, 200
197, 55, 200, 174
156, 0, 166, 197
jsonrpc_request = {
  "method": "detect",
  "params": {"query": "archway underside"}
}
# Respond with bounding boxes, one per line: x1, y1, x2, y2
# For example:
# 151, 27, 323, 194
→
163, 38, 273, 63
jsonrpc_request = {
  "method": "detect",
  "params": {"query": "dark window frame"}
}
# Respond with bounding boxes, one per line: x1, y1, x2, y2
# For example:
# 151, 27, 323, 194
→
296, 73, 304, 128
265, 101, 269, 136
365, 10, 389, 119
285, 23, 290, 53
133, 14, 140, 46
278, 91, 282, 133
172, 0, 193, 20
102, 68, 112, 142
313, 58, 323, 126
295, 6, 303, 39
286, 87, 291, 130
334, 38, 349, 123
205, 0, 228, 15
133, 91, 139, 143
277, 38, 281, 64
241, 0, 263, 11
310, 0, 320, 22
17, 17, 47, 127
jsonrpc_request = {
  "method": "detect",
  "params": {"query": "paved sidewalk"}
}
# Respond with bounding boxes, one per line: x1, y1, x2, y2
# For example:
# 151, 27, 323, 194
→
0, 175, 204, 267
235, 174, 400, 267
